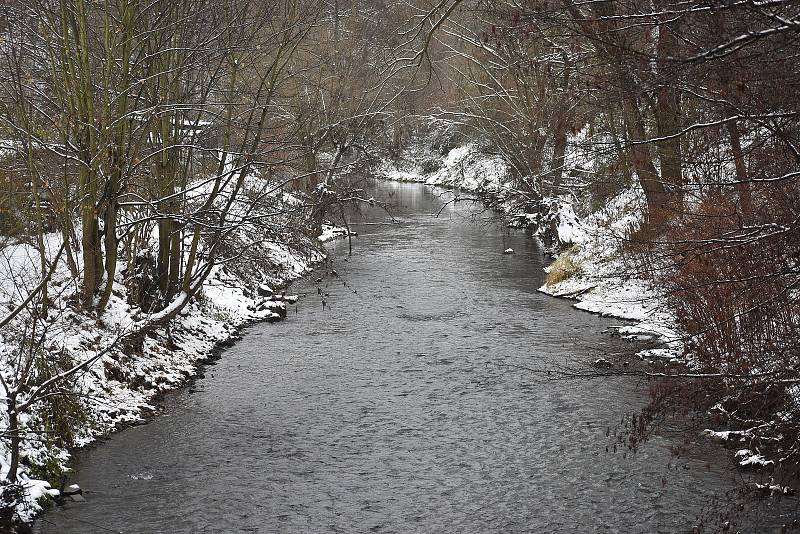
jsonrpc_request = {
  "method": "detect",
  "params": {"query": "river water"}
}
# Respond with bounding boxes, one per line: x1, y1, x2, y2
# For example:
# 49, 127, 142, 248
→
37, 181, 796, 533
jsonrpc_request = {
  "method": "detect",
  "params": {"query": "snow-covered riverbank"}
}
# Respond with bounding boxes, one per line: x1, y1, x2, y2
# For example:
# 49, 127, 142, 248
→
0, 221, 348, 522
535, 188, 682, 362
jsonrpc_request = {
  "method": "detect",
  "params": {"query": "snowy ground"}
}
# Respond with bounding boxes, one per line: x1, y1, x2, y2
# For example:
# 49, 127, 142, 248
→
0, 218, 346, 522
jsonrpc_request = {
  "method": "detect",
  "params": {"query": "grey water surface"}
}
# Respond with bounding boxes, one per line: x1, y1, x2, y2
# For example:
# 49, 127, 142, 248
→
37, 181, 796, 533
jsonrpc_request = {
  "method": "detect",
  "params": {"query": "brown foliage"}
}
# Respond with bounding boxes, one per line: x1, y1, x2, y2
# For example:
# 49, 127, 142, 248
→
664, 184, 800, 456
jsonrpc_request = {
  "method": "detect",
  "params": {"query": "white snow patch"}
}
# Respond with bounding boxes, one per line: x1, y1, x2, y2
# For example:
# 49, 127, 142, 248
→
735, 449, 774, 467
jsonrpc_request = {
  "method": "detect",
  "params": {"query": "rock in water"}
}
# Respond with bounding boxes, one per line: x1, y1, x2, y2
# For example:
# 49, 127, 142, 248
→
257, 283, 273, 297
593, 358, 613, 368
63, 484, 86, 502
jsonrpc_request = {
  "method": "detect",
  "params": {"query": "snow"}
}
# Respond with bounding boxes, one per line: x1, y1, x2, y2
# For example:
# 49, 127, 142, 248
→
378, 142, 510, 195
754, 479, 794, 496
258, 283, 273, 296
554, 202, 586, 246
701, 429, 749, 442
735, 449, 775, 467
319, 224, 353, 242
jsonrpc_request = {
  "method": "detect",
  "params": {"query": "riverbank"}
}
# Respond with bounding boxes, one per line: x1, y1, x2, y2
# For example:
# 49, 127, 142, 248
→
535, 187, 682, 362
0, 217, 348, 524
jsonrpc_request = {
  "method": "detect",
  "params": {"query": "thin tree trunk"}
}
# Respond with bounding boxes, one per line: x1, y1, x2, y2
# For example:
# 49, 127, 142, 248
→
713, 10, 753, 219
623, 97, 669, 219
726, 119, 753, 218
6, 403, 19, 483
550, 120, 568, 193
654, 14, 684, 206
70, 0, 103, 307
61, 142, 79, 279
561, 0, 669, 220
98, 0, 134, 311
549, 53, 572, 193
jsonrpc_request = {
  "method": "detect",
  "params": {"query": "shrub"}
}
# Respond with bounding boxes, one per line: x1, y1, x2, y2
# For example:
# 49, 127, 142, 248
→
662, 184, 800, 460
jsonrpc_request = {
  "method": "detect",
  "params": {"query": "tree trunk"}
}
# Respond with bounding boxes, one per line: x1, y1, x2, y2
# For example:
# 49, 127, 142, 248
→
156, 108, 180, 302
6, 404, 19, 483
549, 53, 572, 193
713, 10, 753, 220
654, 15, 684, 206
622, 96, 669, 220
71, 0, 104, 307
550, 119, 568, 193
61, 151, 79, 279
726, 119, 753, 218
80, 190, 101, 306
98, 0, 135, 311
97, 197, 118, 310
157, 217, 174, 300
561, 0, 670, 220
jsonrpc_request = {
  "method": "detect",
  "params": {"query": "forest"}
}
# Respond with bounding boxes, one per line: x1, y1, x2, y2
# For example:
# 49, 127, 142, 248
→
0, 0, 798, 530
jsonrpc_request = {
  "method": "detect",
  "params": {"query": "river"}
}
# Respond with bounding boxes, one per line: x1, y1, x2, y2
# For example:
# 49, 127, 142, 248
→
36, 181, 796, 533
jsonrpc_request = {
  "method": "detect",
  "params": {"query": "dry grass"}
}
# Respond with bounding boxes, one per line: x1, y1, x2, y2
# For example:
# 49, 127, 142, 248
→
544, 245, 582, 285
